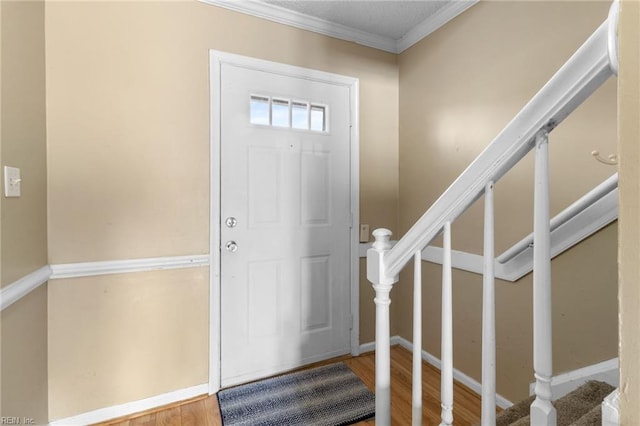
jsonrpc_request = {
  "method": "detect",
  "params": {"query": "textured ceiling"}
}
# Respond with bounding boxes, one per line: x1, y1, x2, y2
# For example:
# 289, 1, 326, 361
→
202, 0, 476, 53
262, 1, 450, 40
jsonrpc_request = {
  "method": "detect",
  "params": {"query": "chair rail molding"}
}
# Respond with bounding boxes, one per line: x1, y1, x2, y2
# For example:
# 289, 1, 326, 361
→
0, 255, 211, 311
0, 265, 52, 311
49, 255, 210, 279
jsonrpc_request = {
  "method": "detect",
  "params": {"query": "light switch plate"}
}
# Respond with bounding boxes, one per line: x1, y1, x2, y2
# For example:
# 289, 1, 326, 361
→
4, 166, 21, 197
360, 224, 370, 243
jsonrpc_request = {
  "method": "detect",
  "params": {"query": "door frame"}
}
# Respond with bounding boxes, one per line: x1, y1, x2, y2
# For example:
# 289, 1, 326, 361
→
208, 50, 360, 394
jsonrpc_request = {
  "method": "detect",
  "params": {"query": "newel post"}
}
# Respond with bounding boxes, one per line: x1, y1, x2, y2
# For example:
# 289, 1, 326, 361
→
367, 228, 398, 426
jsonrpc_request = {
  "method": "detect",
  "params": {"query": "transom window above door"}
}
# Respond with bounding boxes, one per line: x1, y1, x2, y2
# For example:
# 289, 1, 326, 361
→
250, 95, 327, 132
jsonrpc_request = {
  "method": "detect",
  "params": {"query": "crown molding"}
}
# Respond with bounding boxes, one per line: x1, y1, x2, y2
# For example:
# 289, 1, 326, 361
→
200, 0, 398, 53
199, 0, 477, 54
397, 0, 479, 53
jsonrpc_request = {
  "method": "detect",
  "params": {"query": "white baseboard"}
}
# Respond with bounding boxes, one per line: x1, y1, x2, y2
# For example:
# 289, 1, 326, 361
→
359, 335, 513, 409
358, 335, 402, 354
528, 357, 619, 400
48, 383, 209, 426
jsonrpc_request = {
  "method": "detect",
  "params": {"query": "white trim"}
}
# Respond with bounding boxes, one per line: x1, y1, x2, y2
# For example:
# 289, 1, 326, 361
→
394, 336, 513, 410
1, 256, 211, 311
209, 51, 362, 88
359, 241, 375, 258
0, 265, 51, 311
383, 19, 613, 280
200, 0, 397, 53
359, 174, 618, 282
359, 336, 513, 409
209, 50, 360, 394
209, 49, 223, 395
497, 174, 618, 264
48, 383, 208, 426
49, 255, 210, 279
349, 80, 361, 356
397, 1, 478, 53
528, 358, 619, 400
501, 188, 618, 281
602, 389, 620, 426
359, 335, 402, 354
422, 245, 490, 277
198, 0, 477, 54
607, 0, 620, 76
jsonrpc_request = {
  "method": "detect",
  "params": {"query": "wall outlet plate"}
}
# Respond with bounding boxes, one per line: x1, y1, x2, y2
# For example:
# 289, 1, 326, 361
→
360, 224, 370, 243
4, 166, 21, 197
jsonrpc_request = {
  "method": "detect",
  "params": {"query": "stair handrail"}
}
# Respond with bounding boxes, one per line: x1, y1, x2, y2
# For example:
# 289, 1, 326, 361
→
381, 17, 614, 282
497, 173, 618, 264
367, 2, 619, 425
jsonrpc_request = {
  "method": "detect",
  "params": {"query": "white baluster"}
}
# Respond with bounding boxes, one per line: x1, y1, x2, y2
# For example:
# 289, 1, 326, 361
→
413, 251, 423, 426
440, 222, 454, 426
531, 132, 557, 426
481, 182, 496, 426
366, 228, 397, 426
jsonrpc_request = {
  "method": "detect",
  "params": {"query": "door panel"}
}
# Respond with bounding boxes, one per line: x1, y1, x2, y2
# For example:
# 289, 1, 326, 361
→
220, 63, 352, 387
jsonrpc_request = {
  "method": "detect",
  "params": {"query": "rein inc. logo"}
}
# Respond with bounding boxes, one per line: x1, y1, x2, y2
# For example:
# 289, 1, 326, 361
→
0, 418, 35, 425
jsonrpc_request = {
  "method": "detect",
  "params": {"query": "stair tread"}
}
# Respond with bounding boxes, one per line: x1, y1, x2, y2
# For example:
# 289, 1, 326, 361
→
570, 404, 602, 426
495, 396, 534, 426
495, 380, 614, 426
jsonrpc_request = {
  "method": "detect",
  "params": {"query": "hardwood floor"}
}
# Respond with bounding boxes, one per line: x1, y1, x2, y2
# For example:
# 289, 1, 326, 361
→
95, 345, 482, 426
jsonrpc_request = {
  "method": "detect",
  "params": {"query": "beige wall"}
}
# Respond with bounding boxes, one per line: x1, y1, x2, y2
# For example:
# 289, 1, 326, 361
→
48, 268, 209, 420
45, 0, 398, 418
0, 0, 49, 423
618, 0, 640, 422
397, 1, 618, 402
46, 1, 398, 264
26, 0, 630, 420
1, 286, 48, 424
1, 0, 48, 287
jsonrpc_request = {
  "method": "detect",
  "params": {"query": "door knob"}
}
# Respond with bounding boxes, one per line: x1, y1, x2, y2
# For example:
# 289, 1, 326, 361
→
225, 217, 237, 228
226, 241, 238, 252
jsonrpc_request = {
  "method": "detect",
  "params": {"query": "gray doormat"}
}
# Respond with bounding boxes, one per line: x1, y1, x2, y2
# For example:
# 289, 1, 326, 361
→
217, 362, 375, 426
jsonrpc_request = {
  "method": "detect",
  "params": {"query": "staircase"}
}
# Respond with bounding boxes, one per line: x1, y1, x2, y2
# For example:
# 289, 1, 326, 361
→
365, 1, 620, 425
496, 381, 614, 426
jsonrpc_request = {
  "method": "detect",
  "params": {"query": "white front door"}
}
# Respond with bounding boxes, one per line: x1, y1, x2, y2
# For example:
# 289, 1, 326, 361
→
219, 61, 354, 387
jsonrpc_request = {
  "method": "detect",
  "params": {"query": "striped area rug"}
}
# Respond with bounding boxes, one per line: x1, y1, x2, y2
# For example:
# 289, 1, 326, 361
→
217, 362, 375, 426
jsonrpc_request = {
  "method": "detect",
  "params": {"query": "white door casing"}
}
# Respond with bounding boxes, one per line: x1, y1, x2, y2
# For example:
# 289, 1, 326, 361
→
209, 51, 360, 393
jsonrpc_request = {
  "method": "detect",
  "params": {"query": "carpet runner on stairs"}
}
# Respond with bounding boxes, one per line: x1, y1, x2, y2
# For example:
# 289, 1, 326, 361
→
495, 381, 615, 426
